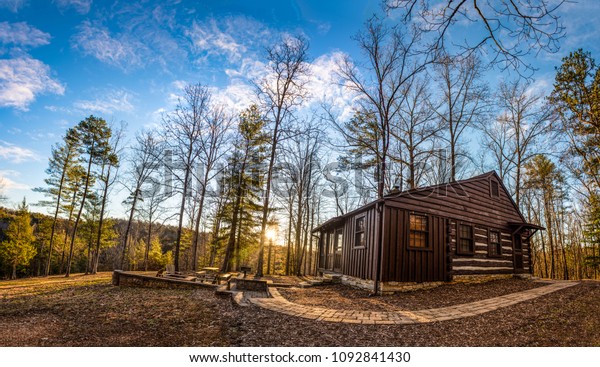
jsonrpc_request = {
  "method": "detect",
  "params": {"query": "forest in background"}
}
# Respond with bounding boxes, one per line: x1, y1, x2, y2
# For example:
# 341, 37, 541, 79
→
0, 1, 599, 281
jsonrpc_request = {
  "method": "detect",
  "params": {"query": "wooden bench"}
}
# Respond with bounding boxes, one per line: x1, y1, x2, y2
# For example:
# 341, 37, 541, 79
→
219, 273, 234, 290
240, 266, 251, 278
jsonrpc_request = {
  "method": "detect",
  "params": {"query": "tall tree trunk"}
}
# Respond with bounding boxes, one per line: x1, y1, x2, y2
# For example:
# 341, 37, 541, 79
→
221, 181, 245, 273
93, 165, 111, 274
66, 145, 94, 277
45, 174, 67, 276
191, 181, 208, 272
256, 131, 278, 277
144, 220, 153, 271
174, 148, 193, 272
234, 213, 243, 271
285, 195, 294, 275
120, 193, 139, 270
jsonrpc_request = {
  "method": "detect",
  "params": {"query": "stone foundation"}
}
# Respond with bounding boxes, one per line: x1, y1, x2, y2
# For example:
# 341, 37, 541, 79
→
380, 281, 444, 294
451, 273, 514, 283
112, 270, 217, 289
341, 275, 375, 291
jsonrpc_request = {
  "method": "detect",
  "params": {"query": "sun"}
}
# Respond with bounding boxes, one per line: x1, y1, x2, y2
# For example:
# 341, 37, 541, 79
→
265, 228, 277, 241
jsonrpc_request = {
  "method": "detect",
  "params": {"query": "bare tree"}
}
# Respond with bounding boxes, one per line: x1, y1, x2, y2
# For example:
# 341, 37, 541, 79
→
255, 35, 310, 277
277, 124, 323, 275
119, 129, 163, 270
190, 105, 231, 271
480, 80, 552, 206
385, 0, 566, 74
390, 75, 440, 189
163, 84, 211, 272
434, 53, 489, 181
338, 15, 432, 198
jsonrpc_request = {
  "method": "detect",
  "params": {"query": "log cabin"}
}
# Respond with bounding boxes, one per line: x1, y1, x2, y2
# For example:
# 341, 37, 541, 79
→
313, 171, 543, 293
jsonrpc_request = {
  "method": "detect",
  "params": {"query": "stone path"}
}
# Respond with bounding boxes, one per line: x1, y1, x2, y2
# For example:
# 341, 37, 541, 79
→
248, 281, 578, 324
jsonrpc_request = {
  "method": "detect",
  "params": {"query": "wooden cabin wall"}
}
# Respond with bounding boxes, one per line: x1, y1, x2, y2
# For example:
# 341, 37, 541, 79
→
448, 220, 532, 276
449, 220, 512, 275
340, 206, 378, 280
381, 207, 447, 282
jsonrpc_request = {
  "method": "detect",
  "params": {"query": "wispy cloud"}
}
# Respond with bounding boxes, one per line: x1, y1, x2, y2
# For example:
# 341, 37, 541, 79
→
72, 21, 144, 71
0, 22, 51, 49
0, 0, 27, 12
187, 19, 244, 64
0, 170, 29, 191
186, 16, 271, 65
73, 89, 135, 114
0, 141, 39, 163
55, 0, 92, 14
0, 57, 65, 110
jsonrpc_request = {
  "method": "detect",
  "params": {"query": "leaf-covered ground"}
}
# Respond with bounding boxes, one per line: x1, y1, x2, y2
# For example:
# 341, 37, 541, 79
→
277, 278, 545, 311
1, 273, 598, 346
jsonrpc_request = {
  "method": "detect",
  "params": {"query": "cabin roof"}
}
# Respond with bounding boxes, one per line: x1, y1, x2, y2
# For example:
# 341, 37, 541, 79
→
313, 171, 528, 233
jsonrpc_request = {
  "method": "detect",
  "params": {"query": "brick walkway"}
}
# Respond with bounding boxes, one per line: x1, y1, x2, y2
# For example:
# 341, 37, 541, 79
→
248, 281, 578, 324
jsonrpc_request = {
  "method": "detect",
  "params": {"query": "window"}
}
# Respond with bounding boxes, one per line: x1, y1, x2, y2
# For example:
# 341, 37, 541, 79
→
409, 213, 429, 248
488, 230, 502, 257
354, 216, 365, 248
457, 223, 474, 254
491, 180, 499, 198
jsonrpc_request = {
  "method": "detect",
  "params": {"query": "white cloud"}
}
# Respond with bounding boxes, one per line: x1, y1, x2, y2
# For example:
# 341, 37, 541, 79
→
187, 19, 245, 64
0, 22, 51, 48
73, 89, 135, 114
0, 170, 29, 191
0, 177, 29, 191
304, 52, 358, 121
186, 16, 272, 65
72, 21, 144, 70
55, 0, 92, 14
0, 141, 39, 163
0, 57, 65, 110
211, 81, 257, 114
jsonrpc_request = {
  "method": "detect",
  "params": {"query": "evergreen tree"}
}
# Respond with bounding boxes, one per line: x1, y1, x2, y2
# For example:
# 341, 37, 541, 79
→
66, 116, 113, 277
0, 199, 36, 279
550, 49, 600, 278
34, 128, 80, 276
220, 105, 268, 272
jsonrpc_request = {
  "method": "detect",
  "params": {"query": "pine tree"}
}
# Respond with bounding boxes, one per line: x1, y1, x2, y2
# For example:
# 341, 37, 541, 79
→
34, 128, 80, 276
220, 105, 268, 272
65, 116, 113, 277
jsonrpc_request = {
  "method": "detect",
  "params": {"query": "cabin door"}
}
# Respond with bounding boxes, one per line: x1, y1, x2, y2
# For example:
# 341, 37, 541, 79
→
333, 228, 343, 273
513, 234, 524, 273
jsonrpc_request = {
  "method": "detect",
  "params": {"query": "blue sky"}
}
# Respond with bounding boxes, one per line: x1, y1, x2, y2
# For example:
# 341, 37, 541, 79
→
1, 0, 600, 216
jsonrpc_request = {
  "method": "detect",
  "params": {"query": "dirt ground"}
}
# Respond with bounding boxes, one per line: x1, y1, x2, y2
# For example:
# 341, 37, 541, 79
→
277, 278, 545, 311
1, 273, 598, 347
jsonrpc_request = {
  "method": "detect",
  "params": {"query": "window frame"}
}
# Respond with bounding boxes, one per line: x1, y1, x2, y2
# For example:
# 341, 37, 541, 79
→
456, 222, 475, 255
353, 215, 366, 249
487, 229, 502, 258
490, 179, 500, 198
408, 212, 431, 250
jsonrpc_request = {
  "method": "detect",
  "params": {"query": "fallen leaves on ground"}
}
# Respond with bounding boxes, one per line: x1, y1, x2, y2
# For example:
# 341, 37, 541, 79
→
1, 274, 598, 346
